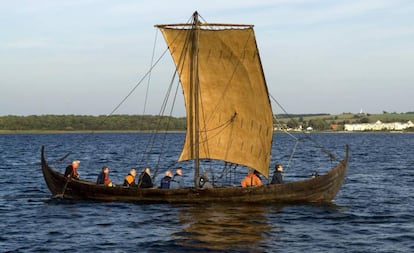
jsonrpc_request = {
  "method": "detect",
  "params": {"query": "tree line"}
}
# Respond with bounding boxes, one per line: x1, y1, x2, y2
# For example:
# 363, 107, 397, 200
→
0, 115, 187, 131
1, 113, 412, 132
0, 114, 333, 131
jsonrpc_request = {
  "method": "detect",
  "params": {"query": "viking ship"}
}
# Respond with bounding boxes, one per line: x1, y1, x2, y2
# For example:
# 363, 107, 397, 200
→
41, 12, 348, 203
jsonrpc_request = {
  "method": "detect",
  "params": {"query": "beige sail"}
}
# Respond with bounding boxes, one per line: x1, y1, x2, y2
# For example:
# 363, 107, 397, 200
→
158, 26, 273, 178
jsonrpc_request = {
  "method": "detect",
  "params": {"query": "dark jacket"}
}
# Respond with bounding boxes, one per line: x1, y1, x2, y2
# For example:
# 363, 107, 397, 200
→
160, 176, 172, 189
138, 172, 153, 188
64, 165, 79, 179
96, 172, 105, 184
271, 171, 283, 184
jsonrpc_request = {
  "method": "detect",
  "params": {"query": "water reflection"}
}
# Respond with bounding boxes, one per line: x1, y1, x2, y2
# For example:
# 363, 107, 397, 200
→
173, 203, 277, 252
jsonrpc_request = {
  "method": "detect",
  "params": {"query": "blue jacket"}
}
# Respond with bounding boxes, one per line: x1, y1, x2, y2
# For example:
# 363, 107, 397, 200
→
160, 176, 172, 189
96, 172, 105, 184
170, 174, 184, 189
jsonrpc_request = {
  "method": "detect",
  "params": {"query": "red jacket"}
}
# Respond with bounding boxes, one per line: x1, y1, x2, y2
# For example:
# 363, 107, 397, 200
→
241, 174, 262, 187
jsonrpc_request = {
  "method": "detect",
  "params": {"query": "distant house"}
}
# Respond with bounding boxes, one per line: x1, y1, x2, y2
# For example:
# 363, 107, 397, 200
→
344, 120, 414, 131
274, 124, 305, 132
330, 124, 339, 130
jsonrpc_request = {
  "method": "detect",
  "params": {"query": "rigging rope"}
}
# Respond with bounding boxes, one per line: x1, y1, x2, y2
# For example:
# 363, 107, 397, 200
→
132, 14, 196, 180
269, 93, 342, 170
148, 75, 182, 180
51, 35, 171, 168
143, 29, 159, 115
285, 140, 299, 173
108, 50, 170, 118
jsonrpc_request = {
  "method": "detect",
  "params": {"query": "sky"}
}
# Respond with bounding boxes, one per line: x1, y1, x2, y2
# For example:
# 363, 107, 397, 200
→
1, 0, 413, 116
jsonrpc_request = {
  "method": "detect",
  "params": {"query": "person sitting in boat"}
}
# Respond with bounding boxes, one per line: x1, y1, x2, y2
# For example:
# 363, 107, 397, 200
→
241, 168, 262, 187
123, 168, 137, 187
96, 166, 113, 186
270, 164, 284, 184
170, 168, 184, 189
64, 160, 80, 179
160, 170, 172, 189
254, 170, 262, 180
198, 172, 213, 189
138, 167, 153, 188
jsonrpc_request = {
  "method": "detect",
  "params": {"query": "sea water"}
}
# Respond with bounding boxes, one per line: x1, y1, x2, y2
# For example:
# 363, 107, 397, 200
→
1, 132, 413, 252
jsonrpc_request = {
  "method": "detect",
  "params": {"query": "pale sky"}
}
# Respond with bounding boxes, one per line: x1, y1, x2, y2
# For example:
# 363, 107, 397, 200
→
1, 0, 413, 116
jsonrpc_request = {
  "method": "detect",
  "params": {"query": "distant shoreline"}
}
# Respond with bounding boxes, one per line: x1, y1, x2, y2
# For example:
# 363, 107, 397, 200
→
1, 113, 412, 133
1, 130, 412, 134
0, 130, 186, 134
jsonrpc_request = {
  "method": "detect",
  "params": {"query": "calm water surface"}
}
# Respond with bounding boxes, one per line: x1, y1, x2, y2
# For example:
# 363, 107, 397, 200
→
0, 133, 413, 252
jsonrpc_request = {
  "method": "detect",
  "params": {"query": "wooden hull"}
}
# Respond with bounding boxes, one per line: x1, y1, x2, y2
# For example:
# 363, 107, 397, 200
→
41, 146, 349, 204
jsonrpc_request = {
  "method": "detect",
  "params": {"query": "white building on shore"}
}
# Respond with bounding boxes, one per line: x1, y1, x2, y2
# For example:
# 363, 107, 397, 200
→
344, 120, 414, 131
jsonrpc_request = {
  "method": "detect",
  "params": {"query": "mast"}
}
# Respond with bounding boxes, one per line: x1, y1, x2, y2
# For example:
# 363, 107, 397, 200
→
190, 11, 200, 187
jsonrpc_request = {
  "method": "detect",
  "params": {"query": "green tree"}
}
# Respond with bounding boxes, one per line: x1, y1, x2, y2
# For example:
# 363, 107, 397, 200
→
286, 119, 300, 129
308, 119, 329, 131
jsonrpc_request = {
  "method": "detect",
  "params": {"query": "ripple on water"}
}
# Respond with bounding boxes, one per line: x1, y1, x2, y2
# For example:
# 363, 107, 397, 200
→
1, 133, 414, 252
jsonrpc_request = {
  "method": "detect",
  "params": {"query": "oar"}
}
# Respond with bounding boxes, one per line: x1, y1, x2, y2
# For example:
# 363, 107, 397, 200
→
48, 151, 72, 166
54, 176, 71, 199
